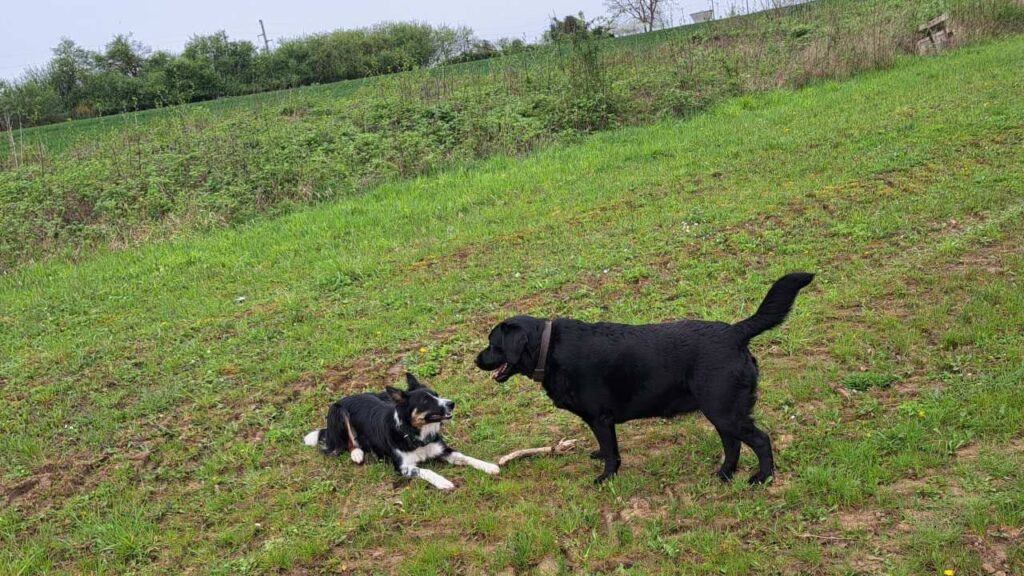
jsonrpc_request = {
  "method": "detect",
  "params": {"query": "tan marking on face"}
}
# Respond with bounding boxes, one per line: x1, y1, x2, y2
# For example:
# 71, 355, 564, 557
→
411, 409, 429, 429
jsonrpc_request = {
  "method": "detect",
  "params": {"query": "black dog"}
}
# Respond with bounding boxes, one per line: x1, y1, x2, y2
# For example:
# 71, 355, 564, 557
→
476, 273, 813, 485
304, 373, 499, 490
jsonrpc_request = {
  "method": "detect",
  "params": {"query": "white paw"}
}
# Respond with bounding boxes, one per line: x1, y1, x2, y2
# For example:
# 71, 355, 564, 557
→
437, 478, 455, 490
350, 448, 364, 464
481, 462, 500, 475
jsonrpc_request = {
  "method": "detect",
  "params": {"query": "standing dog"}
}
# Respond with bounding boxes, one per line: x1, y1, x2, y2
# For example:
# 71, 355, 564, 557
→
475, 273, 813, 485
304, 373, 499, 490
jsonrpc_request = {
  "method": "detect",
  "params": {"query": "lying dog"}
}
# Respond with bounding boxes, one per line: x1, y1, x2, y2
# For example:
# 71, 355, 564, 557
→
304, 372, 499, 490
475, 272, 813, 485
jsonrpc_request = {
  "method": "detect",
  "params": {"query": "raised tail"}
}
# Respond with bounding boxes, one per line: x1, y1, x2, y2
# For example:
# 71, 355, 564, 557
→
732, 272, 814, 343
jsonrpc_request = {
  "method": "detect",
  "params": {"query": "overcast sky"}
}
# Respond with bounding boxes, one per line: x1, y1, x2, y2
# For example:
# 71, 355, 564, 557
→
1, 0, 725, 82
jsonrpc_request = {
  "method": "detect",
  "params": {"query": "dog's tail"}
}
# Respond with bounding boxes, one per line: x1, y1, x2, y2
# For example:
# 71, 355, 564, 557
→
731, 272, 814, 343
303, 428, 325, 448
304, 403, 352, 455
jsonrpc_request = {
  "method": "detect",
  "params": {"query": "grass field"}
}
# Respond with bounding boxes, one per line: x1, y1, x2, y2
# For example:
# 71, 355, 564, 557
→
5, 0, 1021, 270
2, 36, 1023, 575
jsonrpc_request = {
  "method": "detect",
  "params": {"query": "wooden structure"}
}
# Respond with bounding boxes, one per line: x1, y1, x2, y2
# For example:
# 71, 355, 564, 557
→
691, 9, 714, 23
916, 14, 953, 55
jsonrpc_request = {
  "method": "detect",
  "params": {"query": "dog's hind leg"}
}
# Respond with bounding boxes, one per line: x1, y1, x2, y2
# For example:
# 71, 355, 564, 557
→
338, 411, 364, 464
585, 416, 621, 484
444, 451, 500, 475
714, 429, 741, 482
736, 420, 774, 484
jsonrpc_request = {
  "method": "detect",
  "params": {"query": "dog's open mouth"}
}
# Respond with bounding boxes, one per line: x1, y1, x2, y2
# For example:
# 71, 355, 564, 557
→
428, 413, 453, 423
492, 362, 512, 382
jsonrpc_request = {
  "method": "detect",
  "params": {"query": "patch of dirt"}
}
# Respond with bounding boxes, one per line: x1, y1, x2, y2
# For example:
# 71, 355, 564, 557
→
964, 526, 1023, 576
590, 555, 638, 574
536, 555, 560, 575
765, 472, 794, 496
891, 374, 946, 397
5, 476, 42, 505
955, 442, 980, 460
408, 245, 475, 275
949, 235, 1021, 276
619, 496, 668, 523
887, 476, 929, 497
835, 508, 885, 532
3, 453, 111, 515
774, 432, 795, 451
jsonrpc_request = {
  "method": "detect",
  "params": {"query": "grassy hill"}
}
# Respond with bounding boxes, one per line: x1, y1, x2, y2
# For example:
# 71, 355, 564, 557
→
2, 36, 1023, 574
3, 0, 1021, 270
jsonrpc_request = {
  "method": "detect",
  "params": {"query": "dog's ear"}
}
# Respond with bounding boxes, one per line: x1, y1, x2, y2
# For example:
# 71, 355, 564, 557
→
405, 372, 423, 391
385, 386, 408, 404
501, 322, 529, 365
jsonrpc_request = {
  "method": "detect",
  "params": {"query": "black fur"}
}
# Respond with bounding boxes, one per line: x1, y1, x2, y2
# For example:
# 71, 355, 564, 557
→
476, 272, 814, 485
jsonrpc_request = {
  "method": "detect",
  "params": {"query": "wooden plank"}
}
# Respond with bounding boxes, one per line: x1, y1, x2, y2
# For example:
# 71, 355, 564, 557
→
919, 13, 950, 33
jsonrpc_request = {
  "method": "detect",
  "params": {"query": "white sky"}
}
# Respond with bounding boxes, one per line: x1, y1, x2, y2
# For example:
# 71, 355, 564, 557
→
0, 0, 727, 81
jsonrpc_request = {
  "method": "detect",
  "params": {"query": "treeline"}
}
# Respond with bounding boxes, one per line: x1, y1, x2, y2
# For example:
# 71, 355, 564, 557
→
0, 22, 539, 128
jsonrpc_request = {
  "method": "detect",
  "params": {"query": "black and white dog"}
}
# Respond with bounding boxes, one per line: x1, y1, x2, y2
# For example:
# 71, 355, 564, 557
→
475, 273, 814, 485
304, 373, 499, 490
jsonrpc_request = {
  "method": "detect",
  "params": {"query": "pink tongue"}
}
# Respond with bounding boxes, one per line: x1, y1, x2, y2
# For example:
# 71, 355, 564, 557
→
492, 363, 507, 380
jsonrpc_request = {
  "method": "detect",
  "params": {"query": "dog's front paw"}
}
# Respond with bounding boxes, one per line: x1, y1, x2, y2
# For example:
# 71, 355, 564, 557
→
748, 471, 773, 485
350, 448, 365, 465
480, 462, 500, 475
593, 472, 616, 485
436, 478, 456, 490
715, 467, 735, 482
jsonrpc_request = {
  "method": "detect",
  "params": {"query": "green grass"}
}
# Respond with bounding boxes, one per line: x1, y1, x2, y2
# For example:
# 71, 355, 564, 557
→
2, 37, 1024, 574
4, 0, 1021, 270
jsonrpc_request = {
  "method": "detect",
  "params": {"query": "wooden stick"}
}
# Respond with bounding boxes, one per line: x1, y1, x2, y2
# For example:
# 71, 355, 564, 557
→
798, 533, 857, 541
497, 438, 579, 466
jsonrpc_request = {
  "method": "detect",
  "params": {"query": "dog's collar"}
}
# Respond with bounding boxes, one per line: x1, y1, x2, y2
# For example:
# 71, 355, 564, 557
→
531, 320, 553, 382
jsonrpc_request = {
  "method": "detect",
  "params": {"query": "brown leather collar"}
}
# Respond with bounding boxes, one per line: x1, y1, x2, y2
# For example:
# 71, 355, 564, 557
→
532, 320, 553, 382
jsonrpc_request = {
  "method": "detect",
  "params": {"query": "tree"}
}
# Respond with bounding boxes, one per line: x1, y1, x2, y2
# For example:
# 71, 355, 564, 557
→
604, 0, 675, 33
99, 34, 150, 77
543, 12, 614, 43
496, 37, 529, 55
182, 31, 257, 95
48, 38, 94, 110
430, 25, 475, 66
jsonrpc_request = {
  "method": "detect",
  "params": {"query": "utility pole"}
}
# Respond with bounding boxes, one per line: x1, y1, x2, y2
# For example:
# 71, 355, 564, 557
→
258, 19, 271, 52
